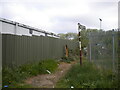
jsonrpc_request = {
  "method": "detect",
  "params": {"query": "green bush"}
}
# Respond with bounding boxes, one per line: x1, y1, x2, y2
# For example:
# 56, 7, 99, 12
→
39, 59, 58, 73
60, 57, 74, 63
2, 59, 58, 88
56, 61, 118, 88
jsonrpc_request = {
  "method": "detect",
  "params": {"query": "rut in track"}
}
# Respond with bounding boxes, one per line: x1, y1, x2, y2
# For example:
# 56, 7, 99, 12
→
25, 61, 78, 88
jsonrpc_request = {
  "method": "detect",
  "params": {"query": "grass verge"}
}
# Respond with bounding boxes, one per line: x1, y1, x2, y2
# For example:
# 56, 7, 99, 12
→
2, 59, 58, 88
55, 60, 118, 88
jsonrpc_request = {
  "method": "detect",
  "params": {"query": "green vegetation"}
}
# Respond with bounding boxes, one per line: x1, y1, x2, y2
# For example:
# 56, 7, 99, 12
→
2, 59, 58, 88
58, 29, 118, 52
56, 60, 118, 88
58, 31, 88, 49
60, 48, 80, 63
58, 32, 77, 40
60, 57, 74, 63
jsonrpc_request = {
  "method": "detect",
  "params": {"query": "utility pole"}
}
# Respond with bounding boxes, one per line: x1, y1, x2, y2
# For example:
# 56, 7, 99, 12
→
78, 23, 82, 65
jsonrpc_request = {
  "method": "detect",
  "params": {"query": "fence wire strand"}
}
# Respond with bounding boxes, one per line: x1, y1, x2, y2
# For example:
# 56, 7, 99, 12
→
87, 30, 118, 72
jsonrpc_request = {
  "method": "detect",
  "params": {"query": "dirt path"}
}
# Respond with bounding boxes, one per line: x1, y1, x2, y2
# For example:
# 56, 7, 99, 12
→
25, 60, 78, 88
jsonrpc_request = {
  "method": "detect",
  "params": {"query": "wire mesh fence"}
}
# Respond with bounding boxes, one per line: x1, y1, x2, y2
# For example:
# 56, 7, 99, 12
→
87, 30, 118, 72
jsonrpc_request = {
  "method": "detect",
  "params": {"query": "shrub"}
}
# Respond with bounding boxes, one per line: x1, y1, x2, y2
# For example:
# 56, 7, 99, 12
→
60, 57, 74, 63
56, 61, 118, 88
2, 59, 58, 88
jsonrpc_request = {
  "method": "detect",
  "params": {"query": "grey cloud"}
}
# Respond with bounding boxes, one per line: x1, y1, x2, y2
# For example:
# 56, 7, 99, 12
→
0, 1, 66, 11
90, 2, 117, 11
51, 15, 100, 28
0, 4, 12, 19
50, 13, 114, 33
0, 0, 117, 34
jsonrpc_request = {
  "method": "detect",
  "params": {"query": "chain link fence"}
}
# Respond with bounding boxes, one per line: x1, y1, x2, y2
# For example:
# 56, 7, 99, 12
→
87, 30, 118, 72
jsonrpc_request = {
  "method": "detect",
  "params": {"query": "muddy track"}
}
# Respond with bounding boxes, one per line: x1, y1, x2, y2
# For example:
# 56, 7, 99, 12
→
25, 61, 78, 88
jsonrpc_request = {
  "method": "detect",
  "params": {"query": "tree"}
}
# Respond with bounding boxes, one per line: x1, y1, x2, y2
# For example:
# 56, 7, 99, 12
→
58, 33, 77, 40
58, 31, 89, 49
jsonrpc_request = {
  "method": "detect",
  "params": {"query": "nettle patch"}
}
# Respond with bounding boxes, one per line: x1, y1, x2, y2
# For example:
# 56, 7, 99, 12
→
2, 59, 58, 88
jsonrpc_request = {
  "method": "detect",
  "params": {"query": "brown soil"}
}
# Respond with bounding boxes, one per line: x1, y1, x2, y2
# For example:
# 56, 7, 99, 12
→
25, 60, 78, 88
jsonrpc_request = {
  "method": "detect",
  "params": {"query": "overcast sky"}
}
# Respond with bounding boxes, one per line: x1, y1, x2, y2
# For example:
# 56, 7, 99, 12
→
0, 0, 119, 34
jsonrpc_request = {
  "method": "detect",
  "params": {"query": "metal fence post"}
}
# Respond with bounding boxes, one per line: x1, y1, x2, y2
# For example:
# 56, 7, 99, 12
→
0, 32, 2, 89
89, 32, 92, 62
112, 29, 115, 71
